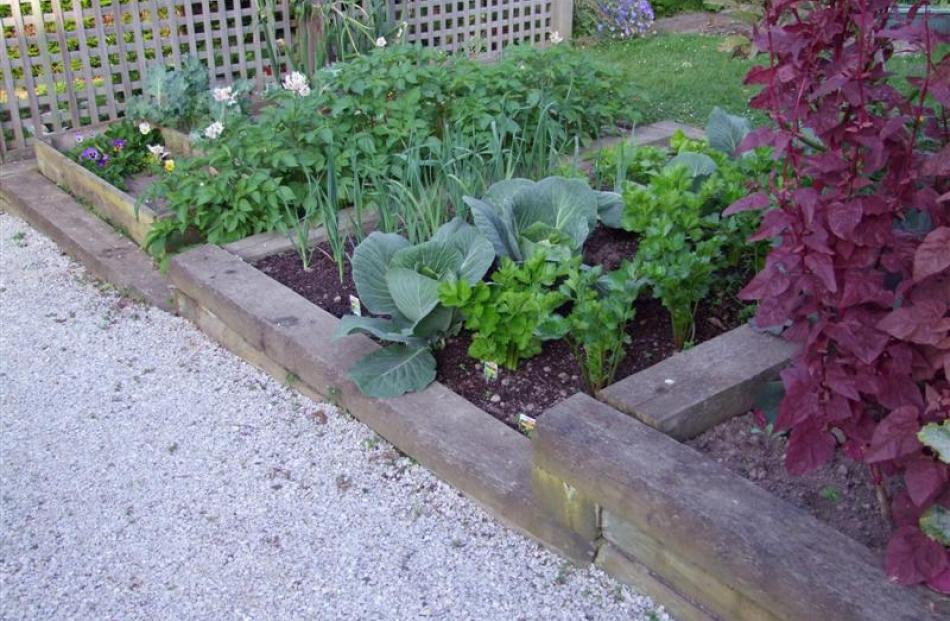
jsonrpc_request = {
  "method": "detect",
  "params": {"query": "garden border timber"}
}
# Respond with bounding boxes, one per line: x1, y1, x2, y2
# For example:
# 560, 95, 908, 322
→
598, 324, 797, 440
0, 160, 175, 311
32, 123, 193, 247
533, 394, 942, 621
167, 244, 596, 564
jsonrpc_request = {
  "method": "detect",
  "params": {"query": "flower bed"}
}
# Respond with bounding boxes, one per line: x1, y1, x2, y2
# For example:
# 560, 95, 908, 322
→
33, 121, 187, 247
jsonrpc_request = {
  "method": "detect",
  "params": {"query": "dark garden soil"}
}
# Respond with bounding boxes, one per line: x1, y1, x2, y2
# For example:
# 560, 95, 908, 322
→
256, 239, 360, 319
689, 412, 894, 552
255, 228, 748, 426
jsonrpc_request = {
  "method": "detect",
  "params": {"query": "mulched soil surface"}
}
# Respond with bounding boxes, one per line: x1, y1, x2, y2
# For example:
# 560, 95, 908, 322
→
254, 229, 747, 426
124, 172, 169, 214
688, 413, 894, 552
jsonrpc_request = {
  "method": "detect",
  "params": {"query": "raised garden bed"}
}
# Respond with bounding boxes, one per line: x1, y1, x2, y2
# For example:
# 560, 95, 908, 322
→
33, 122, 191, 247
12, 116, 938, 619
165, 232, 939, 621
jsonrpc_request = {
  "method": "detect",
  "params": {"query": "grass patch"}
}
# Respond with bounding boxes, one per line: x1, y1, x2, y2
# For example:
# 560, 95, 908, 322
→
581, 33, 936, 129
582, 34, 764, 127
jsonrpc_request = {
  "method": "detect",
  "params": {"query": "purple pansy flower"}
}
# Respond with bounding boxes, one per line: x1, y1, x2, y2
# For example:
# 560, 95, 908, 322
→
80, 147, 100, 161
111, 138, 127, 151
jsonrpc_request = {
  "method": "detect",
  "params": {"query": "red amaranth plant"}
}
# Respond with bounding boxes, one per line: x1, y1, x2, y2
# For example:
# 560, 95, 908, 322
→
726, 0, 950, 590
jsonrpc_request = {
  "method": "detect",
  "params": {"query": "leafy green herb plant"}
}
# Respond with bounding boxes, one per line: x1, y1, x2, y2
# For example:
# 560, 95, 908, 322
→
557, 262, 643, 392
439, 252, 570, 370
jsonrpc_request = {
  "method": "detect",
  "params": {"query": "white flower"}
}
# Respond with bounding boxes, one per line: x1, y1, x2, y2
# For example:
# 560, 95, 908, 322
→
139, 122, 152, 135
213, 86, 236, 106
147, 144, 168, 159
204, 121, 224, 140
375, 36, 387, 48
282, 71, 310, 97
550, 30, 563, 44
74, 133, 84, 143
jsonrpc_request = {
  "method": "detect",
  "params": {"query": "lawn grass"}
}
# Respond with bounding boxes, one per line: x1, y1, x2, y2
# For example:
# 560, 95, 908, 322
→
581, 34, 765, 127
580, 33, 938, 130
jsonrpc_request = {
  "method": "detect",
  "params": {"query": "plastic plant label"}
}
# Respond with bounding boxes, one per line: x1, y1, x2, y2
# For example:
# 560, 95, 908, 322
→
349, 295, 362, 316
482, 361, 499, 382
517, 413, 536, 433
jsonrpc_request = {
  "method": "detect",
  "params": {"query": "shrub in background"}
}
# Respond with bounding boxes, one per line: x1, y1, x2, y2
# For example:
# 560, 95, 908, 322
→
728, 0, 949, 590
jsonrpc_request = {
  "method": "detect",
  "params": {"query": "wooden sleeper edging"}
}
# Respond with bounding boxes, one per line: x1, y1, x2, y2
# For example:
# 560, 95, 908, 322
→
532, 393, 939, 621
597, 324, 798, 440
33, 123, 194, 248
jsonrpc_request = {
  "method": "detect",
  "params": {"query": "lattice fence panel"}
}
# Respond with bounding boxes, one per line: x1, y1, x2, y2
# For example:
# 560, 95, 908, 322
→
0, 0, 294, 155
1, 0, 563, 157
390, 0, 552, 55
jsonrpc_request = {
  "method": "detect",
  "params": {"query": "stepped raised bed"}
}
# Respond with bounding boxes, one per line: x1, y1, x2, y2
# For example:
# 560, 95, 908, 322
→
10, 118, 939, 620
33, 122, 191, 246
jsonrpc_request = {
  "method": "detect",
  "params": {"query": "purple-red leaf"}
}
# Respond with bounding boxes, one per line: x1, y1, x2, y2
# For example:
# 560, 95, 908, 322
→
785, 422, 836, 475
904, 456, 948, 507
913, 227, 950, 283
885, 526, 948, 586
865, 406, 922, 464
724, 192, 769, 216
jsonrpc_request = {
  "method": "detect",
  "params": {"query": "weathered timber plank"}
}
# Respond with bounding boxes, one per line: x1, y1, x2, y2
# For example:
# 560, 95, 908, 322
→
1, 161, 174, 311
222, 209, 378, 262
596, 544, 718, 621
598, 324, 797, 439
33, 139, 160, 246
534, 393, 935, 621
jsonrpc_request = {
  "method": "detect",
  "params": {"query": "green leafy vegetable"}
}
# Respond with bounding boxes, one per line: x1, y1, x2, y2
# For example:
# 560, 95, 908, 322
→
918, 420, 950, 463
466, 176, 615, 262
336, 219, 493, 398
557, 262, 643, 392
439, 253, 570, 370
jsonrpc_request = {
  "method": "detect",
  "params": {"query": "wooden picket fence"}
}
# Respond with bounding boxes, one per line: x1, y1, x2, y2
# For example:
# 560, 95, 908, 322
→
0, 0, 570, 159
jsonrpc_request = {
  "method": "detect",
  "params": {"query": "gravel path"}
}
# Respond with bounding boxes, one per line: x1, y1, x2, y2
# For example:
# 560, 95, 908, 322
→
0, 213, 669, 621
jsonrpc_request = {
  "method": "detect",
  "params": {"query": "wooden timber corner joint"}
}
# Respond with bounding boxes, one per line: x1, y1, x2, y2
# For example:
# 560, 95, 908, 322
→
531, 394, 941, 621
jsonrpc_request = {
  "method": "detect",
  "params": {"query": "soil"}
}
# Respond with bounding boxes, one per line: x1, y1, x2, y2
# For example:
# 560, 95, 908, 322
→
124, 172, 169, 214
688, 413, 894, 552
255, 228, 749, 426
256, 239, 360, 319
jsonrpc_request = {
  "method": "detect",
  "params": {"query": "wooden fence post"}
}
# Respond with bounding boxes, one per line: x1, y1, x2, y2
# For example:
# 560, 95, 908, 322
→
550, 0, 574, 41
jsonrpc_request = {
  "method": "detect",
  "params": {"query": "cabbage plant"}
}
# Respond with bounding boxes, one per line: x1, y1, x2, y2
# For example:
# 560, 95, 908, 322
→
464, 177, 624, 262
335, 218, 494, 398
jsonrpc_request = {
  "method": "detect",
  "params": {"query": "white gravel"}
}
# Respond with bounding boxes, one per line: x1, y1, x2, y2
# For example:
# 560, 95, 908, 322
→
0, 212, 670, 621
